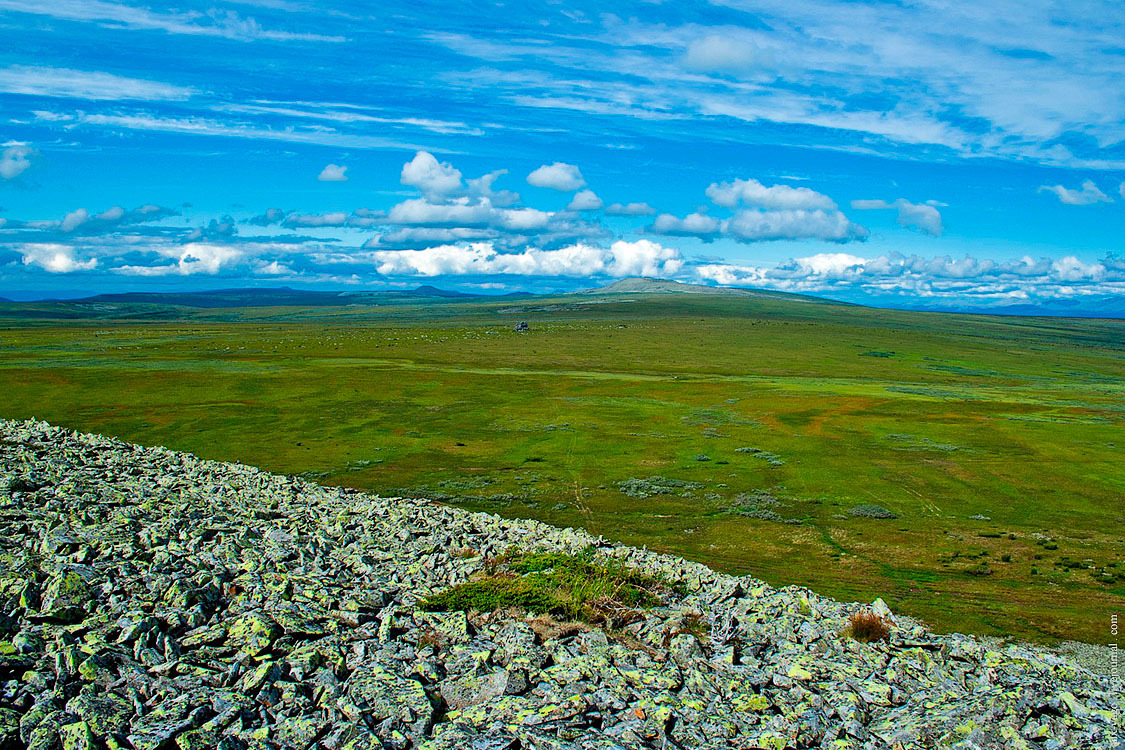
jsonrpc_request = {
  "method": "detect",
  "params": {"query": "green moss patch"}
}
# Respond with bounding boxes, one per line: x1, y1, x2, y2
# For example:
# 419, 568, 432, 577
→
418, 547, 680, 623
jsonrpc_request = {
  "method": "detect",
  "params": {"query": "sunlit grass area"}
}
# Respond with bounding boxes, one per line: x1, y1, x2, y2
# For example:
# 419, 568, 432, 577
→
1, 291, 1122, 643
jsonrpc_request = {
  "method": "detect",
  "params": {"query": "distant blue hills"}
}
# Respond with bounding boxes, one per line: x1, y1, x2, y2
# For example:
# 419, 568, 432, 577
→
0, 279, 1120, 318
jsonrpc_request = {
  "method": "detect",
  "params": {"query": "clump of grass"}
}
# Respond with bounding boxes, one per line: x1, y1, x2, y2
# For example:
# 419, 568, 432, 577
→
523, 614, 588, 642
397, 486, 522, 508
735, 447, 785, 466
731, 507, 781, 521
419, 578, 560, 614
673, 611, 709, 640
725, 489, 800, 523
418, 547, 680, 624
417, 627, 447, 651
616, 476, 702, 499
845, 611, 891, 643
734, 490, 780, 507
681, 407, 758, 427
850, 504, 899, 520
438, 476, 494, 491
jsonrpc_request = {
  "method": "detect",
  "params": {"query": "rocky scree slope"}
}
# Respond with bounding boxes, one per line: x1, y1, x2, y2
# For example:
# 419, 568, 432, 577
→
0, 419, 1121, 750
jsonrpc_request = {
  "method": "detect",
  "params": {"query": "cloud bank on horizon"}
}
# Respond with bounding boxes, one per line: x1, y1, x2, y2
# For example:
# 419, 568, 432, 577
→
0, 0, 1123, 312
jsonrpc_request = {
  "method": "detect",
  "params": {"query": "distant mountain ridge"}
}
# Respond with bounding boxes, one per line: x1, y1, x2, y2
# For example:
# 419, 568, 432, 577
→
580, 277, 750, 295
1, 280, 1119, 317
15, 285, 494, 309
895, 297, 1125, 319
0, 279, 835, 310
579, 277, 851, 305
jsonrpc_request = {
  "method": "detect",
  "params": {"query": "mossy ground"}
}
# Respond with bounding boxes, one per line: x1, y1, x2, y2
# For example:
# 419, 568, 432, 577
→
420, 547, 678, 623
1, 292, 1122, 643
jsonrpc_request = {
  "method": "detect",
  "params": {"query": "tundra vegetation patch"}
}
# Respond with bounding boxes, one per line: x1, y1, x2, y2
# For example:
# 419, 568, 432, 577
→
0, 420, 1121, 749
0, 292, 1122, 643
419, 547, 680, 624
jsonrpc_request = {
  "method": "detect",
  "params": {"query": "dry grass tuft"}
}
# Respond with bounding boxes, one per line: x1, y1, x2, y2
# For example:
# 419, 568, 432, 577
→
416, 627, 447, 651
846, 610, 891, 643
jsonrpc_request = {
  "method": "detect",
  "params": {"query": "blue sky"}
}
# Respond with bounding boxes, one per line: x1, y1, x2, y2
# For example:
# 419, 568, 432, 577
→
1, 0, 1124, 312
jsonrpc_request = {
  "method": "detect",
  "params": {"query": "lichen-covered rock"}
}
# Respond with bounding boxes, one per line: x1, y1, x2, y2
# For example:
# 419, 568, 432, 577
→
0, 419, 1120, 750
66, 690, 134, 736
40, 568, 94, 622
346, 664, 434, 738
439, 670, 510, 710
414, 611, 469, 645
226, 612, 279, 657
0, 707, 21, 748
57, 719, 96, 750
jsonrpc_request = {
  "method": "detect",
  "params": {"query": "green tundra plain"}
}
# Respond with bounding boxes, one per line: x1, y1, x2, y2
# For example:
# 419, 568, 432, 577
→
1, 287, 1122, 644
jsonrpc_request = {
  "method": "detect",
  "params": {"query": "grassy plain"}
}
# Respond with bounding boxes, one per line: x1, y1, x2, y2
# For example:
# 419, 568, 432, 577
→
1, 290, 1122, 643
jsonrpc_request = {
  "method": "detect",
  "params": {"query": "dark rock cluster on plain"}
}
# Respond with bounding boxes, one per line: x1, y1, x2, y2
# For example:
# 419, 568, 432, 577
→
0, 419, 1121, 749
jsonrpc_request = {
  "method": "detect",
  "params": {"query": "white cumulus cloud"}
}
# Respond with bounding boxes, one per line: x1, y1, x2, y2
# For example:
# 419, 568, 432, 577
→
788, 252, 868, 277
370, 239, 681, 278
387, 198, 492, 227
0, 142, 32, 179
606, 202, 656, 216
496, 207, 551, 231
253, 260, 294, 276
401, 151, 464, 197
651, 177, 865, 244
567, 189, 603, 211
689, 249, 1125, 309
318, 164, 348, 182
851, 198, 943, 236
1038, 179, 1112, 205
365, 227, 496, 249
60, 208, 90, 232
527, 162, 586, 191
382, 193, 555, 237
650, 212, 721, 237
283, 211, 349, 227
467, 170, 519, 207
730, 209, 866, 243
706, 179, 837, 210
1051, 256, 1105, 282
19, 243, 98, 273
114, 243, 243, 276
